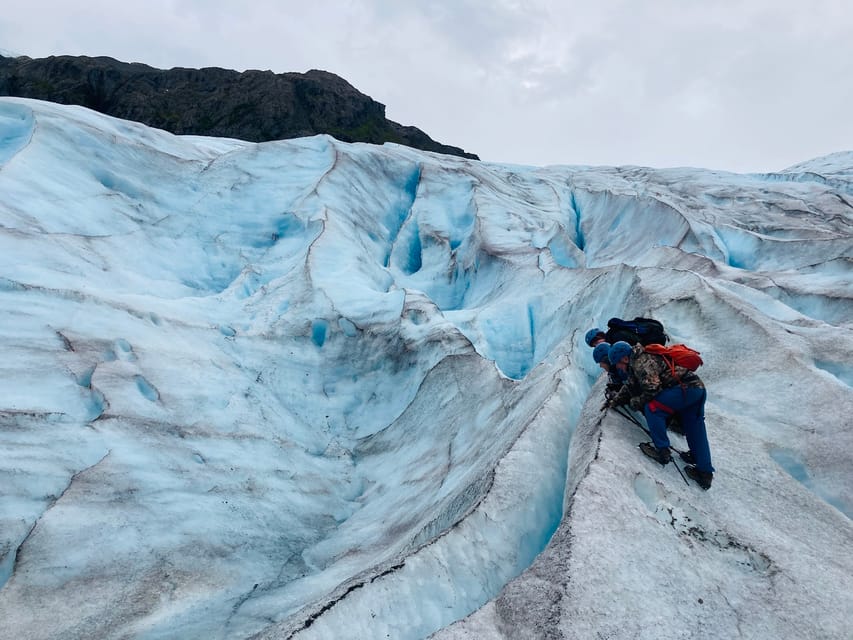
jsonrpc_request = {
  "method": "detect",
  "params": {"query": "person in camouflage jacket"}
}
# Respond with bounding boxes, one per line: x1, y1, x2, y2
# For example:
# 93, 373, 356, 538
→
608, 341, 714, 489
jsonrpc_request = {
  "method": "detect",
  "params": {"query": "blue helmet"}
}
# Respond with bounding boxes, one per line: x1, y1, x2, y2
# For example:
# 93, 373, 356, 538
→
585, 327, 605, 347
592, 342, 611, 364
608, 341, 633, 365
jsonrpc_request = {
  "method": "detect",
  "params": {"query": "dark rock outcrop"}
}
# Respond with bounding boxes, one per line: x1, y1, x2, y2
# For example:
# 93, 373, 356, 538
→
0, 54, 478, 159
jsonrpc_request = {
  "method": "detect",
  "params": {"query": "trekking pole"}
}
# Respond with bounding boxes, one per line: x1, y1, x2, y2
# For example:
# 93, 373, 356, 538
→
613, 407, 690, 485
612, 406, 688, 457
670, 456, 690, 486
613, 406, 651, 437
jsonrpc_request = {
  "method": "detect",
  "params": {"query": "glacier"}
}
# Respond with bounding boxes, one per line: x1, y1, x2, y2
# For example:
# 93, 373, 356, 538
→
0, 97, 851, 640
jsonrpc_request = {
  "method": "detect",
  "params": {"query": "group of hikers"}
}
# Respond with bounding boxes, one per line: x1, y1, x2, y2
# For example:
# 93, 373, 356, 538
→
584, 318, 714, 490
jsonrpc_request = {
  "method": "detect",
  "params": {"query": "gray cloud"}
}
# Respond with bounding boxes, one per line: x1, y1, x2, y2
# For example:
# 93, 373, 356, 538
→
1, 0, 851, 171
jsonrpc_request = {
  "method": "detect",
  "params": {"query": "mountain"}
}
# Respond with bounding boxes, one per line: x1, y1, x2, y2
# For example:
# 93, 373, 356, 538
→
0, 98, 851, 640
0, 54, 478, 159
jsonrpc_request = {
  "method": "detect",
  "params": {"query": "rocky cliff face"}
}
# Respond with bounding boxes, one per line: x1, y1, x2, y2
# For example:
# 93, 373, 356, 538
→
0, 54, 478, 159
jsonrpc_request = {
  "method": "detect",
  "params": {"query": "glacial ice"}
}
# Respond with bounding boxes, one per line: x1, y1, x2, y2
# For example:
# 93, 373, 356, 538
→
0, 98, 851, 640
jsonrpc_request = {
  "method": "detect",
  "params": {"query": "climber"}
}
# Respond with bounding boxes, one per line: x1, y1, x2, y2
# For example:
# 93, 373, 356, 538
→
585, 327, 607, 348
607, 341, 714, 489
592, 341, 626, 404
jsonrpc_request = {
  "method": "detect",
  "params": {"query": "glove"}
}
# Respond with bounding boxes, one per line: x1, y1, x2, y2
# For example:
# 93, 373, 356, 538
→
629, 397, 644, 411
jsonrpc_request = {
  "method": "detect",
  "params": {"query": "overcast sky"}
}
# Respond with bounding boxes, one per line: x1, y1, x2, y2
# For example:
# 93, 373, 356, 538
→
2, 1, 852, 172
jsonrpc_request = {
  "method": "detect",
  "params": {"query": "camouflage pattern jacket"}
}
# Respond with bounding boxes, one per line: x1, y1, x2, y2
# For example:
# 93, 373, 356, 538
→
611, 343, 704, 410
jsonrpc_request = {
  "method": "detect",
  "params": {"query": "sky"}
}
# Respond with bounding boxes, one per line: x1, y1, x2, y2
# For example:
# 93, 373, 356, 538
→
1, 98, 851, 639
2, 2, 853, 171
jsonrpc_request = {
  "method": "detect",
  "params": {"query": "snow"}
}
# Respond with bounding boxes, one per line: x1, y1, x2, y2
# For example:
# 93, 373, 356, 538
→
0, 97, 851, 640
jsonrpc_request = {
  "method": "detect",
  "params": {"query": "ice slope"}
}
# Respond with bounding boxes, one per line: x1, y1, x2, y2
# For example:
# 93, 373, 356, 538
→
0, 98, 851, 640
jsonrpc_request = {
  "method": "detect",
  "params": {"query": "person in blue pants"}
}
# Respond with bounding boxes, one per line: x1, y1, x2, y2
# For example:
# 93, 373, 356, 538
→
607, 341, 714, 489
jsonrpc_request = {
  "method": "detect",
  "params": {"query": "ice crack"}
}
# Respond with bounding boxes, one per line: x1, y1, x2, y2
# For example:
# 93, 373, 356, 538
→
0, 450, 111, 591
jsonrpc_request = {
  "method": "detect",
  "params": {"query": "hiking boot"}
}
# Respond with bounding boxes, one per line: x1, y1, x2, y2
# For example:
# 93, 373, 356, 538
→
639, 442, 671, 466
679, 450, 696, 465
685, 465, 713, 490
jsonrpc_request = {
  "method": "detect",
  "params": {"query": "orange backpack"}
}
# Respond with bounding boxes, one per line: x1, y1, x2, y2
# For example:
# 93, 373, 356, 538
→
644, 343, 703, 378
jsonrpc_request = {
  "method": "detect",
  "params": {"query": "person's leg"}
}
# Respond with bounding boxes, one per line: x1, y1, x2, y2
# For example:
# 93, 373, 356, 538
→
643, 395, 673, 451
678, 387, 714, 473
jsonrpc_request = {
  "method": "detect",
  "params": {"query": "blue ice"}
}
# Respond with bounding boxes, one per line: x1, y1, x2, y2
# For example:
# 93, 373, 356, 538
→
770, 448, 850, 518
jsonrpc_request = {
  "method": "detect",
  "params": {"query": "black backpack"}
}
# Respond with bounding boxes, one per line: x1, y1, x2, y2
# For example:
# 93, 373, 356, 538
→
605, 317, 668, 346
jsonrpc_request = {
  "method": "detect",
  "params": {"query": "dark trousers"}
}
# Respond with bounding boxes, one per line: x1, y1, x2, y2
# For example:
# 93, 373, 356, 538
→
644, 386, 714, 473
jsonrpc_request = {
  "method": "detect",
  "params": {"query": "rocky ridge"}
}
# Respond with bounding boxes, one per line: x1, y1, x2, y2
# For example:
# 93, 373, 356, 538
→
0, 54, 478, 159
